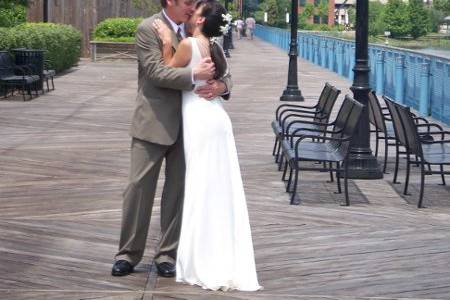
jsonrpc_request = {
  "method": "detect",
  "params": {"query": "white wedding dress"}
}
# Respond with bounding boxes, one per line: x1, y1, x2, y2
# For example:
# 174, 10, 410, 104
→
175, 37, 261, 292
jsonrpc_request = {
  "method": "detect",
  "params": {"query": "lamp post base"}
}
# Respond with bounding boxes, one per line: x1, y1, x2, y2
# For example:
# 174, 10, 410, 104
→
344, 150, 383, 179
280, 88, 304, 102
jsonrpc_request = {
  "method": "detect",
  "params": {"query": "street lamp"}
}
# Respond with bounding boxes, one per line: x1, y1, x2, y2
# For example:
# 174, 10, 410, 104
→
345, 0, 383, 179
280, 0, 304, 102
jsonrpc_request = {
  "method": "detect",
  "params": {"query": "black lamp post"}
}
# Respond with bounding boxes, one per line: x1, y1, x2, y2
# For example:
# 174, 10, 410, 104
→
280, 0, 304, 102
223, 0, 231, 58
345, 0, 383, 179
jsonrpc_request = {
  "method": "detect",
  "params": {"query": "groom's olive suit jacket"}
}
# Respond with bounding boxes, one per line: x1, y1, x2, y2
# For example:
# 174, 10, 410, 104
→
130, 12, 232, 146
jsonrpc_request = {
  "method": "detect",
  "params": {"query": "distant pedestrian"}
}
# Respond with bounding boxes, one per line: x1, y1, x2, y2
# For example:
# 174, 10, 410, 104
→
235, 18, 244, 39
245, 16, 256, 40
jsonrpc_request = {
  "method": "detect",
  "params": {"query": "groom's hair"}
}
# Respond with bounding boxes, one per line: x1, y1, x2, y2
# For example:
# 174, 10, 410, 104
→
196, 0, 228, 79
160, 0, 171, 8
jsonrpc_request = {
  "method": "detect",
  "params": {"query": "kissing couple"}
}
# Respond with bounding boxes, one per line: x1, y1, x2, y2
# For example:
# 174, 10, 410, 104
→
112, 0, 261, 292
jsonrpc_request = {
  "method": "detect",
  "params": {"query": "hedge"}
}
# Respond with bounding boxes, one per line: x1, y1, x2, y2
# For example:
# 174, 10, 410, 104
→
0, 22, 82, 72
94, 17, 142, 41
0, 4, 26, 27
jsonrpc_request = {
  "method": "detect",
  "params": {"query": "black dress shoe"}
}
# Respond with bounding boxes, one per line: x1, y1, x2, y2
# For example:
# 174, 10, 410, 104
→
111, 260, 134, 276
155, 262, 176, 277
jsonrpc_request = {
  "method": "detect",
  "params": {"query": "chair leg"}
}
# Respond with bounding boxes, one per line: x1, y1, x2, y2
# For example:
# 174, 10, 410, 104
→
286, 164, 293, 193
46, 78, 50, 92
335, 162, 342, 194
275, 138, 282, 163
282, 158, 289, 181
418, 162, 426, 208
25, 84, 30, 101
328, 162, 334, 183
393, 142, 400, 184
439, 164, 446, 186
374, 131, 379, 157
277, 149, 285, 171
51, 77, 54, 90
290, 168, 300, 205
272, 137, 279, 156
343, 160, 350, 206
403, 154, 411, 196
383, 138, 389, 174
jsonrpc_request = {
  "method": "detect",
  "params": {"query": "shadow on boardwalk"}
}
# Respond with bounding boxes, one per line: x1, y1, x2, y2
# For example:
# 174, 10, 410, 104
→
1, 37, 450, 300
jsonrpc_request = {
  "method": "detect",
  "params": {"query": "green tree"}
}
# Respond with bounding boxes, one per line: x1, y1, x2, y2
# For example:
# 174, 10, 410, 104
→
427, 7, 445, 32
408, 0, 429, 39
433, 0, 450, 15
383, 0, 410, 38
317, 0, 329, 24
0, 0, 27, 8
368, 1, 385, 36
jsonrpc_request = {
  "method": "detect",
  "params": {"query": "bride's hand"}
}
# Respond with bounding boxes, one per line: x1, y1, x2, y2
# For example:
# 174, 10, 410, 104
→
153, 19, 172, 45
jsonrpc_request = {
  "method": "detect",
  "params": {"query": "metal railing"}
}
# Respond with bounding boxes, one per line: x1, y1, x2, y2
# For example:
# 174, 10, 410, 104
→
255, 25, 450, 125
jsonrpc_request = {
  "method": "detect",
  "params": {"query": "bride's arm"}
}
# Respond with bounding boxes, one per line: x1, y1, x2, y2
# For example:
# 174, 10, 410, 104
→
165, 39, 192, 68
153, 19, 191, 68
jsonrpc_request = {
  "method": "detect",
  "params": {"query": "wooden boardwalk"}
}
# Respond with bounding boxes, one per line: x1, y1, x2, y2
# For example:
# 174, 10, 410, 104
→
1, 36, 450, 300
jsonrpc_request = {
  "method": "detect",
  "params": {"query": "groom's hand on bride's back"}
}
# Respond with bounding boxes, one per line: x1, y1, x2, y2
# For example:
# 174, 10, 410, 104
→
193, 57, 215, 81
195, 79, 227, 101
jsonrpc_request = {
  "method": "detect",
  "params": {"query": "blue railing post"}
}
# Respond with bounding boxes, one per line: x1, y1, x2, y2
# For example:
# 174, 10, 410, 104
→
320, 38, 327, 68
337, 42, 344, 76
395, 56, 405, 104
348, 45, 355, 81
419, 61, 431, 116
299, 34, 303, 57
376, 51, 385, 95
327, 40, 334, 71
313, 38, 319, 64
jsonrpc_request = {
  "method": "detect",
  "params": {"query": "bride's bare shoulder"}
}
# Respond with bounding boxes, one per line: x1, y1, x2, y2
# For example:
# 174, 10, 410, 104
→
175, 38, 193, 57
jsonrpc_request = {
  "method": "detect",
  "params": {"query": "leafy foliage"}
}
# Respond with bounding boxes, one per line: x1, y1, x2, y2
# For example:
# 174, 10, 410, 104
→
94, 17, 143, 40
0, 3, 25, 27
433, 0, 450, 16
0, 23, 82, 72
383, 0, 411, 38
408, 0, 429, 39
368, 1, 386, 36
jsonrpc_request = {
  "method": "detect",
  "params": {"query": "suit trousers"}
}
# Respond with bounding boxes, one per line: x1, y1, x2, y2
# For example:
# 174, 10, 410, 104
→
115, 133, 185, 266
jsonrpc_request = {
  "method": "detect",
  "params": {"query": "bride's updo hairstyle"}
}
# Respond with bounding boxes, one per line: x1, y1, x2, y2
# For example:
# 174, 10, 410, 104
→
196, 0, 228, 79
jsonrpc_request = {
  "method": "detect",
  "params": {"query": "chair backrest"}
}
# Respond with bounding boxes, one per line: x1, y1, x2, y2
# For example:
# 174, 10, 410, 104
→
315, 82, 333, 112
0, 51, 14, 77
395, 102, 423, 157
313, 85, 341, 124
368, 91, 387, 132
331, 95, 355, 139
332, 95, 364, 154
384, 96, 407, 147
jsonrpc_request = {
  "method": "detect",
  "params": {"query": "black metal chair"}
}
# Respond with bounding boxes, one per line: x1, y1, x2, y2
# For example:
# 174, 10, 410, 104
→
385, 98, 449, 208
43, 60, 55, 91
280, 95, 364, 206
368, 91, 396, 173
271, 83, 339, 163
0, 51, 40, 101
383, 96, 439, 184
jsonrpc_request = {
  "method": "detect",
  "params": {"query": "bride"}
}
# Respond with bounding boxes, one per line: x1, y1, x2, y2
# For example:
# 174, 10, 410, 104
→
153, 0, 261, 292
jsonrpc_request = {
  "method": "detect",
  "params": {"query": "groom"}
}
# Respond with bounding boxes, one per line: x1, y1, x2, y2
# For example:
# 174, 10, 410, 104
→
112, 0, 231, 277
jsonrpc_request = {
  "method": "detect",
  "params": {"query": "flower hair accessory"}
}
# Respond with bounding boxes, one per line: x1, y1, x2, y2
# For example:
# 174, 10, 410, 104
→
220, 13, 233, 35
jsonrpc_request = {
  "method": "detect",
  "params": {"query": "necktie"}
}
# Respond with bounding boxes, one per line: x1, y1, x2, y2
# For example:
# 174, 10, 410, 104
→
176, 27, 183, 41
